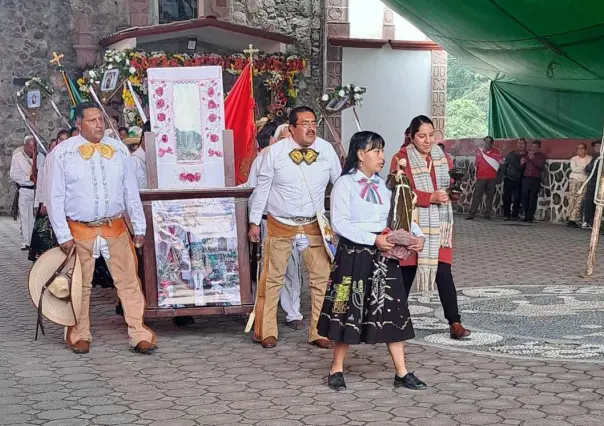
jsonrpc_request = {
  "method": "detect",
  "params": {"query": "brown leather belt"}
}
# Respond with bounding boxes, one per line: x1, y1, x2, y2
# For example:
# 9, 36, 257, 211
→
72, 214, 122, 227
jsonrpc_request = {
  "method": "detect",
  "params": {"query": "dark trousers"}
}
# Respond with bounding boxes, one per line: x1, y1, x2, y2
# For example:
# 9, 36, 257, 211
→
469, 179, 496, 217
521, 177, 541, 221
585, 190, 596, 225
401, 263, 461, 325
502, 178, 522, 218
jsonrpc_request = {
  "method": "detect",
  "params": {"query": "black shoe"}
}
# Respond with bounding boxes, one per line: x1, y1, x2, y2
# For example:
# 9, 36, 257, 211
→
465, 216, 475, 220
504, 216, 511, 221
115, 304, 124, 316
394, 372, 427, 390
173, 316, 195, 327
328, 372, 346, 391
568, 221, 579, 228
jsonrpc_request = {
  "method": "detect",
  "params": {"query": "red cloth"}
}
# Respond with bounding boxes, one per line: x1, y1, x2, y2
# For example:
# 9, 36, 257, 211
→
474, 148, 502, 180
225, 63, 256, 185
523, 152, 547, 178
395, 147, 453, 266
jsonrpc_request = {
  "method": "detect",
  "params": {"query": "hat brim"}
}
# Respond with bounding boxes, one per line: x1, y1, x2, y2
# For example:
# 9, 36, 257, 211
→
123, 137, 141, 145
28, 247, 82, 327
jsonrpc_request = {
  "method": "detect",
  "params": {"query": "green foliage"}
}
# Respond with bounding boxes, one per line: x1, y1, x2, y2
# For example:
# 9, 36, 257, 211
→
446, 56, 490, 139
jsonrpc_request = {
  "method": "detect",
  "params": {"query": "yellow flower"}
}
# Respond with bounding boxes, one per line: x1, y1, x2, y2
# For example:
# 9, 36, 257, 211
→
77, 78, 85, 86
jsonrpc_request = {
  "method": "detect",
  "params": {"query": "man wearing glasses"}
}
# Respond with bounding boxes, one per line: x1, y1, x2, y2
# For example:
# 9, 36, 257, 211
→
248, 106, 342, 349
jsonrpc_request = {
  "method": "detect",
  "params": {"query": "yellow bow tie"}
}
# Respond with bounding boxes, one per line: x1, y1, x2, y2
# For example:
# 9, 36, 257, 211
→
289, 148, 319, 165
78, 142, 115, 161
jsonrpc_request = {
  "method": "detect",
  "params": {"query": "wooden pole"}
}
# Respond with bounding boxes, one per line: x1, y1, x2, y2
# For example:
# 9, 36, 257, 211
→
582, 130, 604, 277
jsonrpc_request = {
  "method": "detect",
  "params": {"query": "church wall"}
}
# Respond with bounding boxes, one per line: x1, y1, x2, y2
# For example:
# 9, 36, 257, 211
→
1, 0, 130, 214
340, 46, 432, 177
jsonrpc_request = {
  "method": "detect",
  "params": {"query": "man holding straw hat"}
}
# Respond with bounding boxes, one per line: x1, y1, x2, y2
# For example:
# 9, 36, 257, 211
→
46, 101, 156, 355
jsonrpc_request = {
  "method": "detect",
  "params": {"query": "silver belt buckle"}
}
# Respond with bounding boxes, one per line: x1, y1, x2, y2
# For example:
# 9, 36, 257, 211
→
292, 216, 311, 225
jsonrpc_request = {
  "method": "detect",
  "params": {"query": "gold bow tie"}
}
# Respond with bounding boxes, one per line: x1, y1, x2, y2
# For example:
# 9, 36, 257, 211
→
289, 148, 319, 165
78, 142, 115, 161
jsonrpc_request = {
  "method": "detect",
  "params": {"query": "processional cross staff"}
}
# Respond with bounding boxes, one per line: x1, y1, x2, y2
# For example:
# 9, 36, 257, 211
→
243, 44, 259, 104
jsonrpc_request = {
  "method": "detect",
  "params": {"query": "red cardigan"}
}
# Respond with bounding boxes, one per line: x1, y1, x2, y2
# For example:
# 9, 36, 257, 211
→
395, 147, 453, 266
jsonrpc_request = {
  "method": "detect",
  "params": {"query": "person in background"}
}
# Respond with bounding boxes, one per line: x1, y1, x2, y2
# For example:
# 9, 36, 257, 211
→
389, 127, 412, 174
70, 127, 79, 137
521, 140, 547, 223
502, 138, 527, 221
567, 143, 591, 228
396, 115, 471, 340
10, 136, 36, 250
582, 140, 601, 229
467, 136, 502, 220
318, 131, 426, 391
130, 121, 150, 190
118, 127, 129, 140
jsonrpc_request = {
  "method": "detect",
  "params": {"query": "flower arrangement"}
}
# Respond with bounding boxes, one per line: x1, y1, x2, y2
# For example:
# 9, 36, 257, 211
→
16, 77, 55, 100
77, 49, 307, 125
320, 83, 366, 112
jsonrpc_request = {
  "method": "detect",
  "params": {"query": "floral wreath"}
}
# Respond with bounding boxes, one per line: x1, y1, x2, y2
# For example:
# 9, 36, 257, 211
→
16, 77, 55, 101
320, 83, 365, 109
77, 49, 306, 125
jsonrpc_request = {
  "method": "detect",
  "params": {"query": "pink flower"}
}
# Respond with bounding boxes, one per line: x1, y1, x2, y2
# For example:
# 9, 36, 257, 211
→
210, 134, 219, 143
157, 113, 166, 122
194, 172, 201, 181
179, 172, 187, 181
161, 134, 168, 143
155, 87, 164, 96
156, 99, 165, 109
208, 87, 215, 97
208, 113, 217, 123
187, 173, 195, 182
208, 100, 218, 109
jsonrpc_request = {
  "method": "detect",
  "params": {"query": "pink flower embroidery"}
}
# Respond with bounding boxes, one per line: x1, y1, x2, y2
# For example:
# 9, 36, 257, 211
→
156, 99, 165, 109
158, 146, 173, 157
161, 134, 168, 143
208, 113, 217, 123
157, 113, 166, 122
208, 100, 218, 109
179, 172, 187, 181
155, 87, 164, 96
208, 87, 215, 97
210, 134, 219, 143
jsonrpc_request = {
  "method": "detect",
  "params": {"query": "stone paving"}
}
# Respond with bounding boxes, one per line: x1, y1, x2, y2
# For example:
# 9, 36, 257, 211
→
1, 216, 604, 426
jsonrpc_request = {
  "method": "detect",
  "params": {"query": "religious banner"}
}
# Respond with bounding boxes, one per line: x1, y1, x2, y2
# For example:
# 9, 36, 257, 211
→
148, 66, 226, 189
152, 197, 241, 308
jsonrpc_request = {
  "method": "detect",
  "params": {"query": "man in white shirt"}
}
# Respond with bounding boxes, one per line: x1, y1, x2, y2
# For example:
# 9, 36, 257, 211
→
130, 122, 149, 190
248, 106, 342, 348
10, 136, 36, 250
47, 102, 156, 355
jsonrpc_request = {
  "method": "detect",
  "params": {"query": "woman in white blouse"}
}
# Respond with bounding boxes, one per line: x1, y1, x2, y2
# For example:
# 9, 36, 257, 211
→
317, 131, 426, 391
567, 143, 591, 227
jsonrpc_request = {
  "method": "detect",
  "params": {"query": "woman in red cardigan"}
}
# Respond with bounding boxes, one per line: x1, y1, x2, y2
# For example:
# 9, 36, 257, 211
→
395, 115, 471, 340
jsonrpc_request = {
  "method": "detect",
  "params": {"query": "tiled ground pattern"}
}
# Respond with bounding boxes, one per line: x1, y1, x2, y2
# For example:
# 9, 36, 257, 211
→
1, 216, 604, 425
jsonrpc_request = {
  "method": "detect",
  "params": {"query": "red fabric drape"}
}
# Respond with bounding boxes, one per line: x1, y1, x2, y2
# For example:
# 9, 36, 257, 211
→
224, 63, 256, 185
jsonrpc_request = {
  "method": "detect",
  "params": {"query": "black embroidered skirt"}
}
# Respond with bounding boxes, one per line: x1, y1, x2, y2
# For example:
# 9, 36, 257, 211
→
317, 237, 415, 344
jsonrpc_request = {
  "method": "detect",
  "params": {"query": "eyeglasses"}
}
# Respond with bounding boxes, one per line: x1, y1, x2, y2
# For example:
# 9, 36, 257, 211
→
295, 121, 318, 129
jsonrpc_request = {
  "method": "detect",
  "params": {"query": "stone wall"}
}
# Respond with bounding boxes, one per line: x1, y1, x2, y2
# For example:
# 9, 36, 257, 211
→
230, 0, 324, 108
453, 156, 572, 223
1, 0, 130, 214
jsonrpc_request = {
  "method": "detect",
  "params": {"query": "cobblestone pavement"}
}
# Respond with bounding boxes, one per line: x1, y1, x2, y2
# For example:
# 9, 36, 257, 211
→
2, 216, 604, 426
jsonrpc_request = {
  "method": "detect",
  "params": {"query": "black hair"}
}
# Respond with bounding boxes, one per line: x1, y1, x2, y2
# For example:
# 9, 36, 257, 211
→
256, 120, 280, 149
56, 129, 69, 139
409, 115, 434, 139
288, 106, 316, 126
532, 140, 541, 147
118, 126, 129, 134
142, 120, 151, 133
69, 127, 79, 136
404, 127, 410, 136
484, 136, 494, 143
74, 101, 101, 121
341, 131, 386, 176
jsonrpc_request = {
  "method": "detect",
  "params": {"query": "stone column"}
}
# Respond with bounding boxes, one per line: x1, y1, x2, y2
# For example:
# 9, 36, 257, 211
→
431, 50, 447, 140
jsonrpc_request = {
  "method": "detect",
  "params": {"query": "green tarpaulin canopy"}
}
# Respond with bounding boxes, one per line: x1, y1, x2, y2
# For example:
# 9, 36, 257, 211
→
383, 0, 604, 138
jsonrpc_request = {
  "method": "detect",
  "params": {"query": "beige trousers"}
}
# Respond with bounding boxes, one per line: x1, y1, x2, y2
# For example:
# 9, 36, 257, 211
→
254, 216, 330, 343
567, 179, 585, 222
65, 218, 156, 347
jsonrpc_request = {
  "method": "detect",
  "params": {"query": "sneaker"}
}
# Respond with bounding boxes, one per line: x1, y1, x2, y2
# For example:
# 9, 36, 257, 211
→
328, 372, 346, 391
394, 372, 427, 390
582, 222, 592, 229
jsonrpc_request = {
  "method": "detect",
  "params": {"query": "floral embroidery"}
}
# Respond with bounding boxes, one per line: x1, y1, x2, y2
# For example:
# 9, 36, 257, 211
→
352, 279, 364, 311
333, 276, 352, 314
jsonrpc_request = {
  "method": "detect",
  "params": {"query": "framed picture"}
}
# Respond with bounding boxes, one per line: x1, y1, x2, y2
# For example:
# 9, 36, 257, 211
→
326, 96, 350, 112
100, 69, 120, 92
26, 90, 41, 109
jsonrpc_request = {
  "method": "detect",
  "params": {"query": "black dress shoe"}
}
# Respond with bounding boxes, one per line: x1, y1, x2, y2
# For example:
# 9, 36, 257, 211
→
465, 216, 475, 220
328, 372, 346, 391
394, 372, 427, 390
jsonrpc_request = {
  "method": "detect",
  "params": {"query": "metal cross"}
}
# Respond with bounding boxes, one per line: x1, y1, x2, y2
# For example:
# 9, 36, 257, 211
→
50, 52, 64, 67
243, 44, 259, 64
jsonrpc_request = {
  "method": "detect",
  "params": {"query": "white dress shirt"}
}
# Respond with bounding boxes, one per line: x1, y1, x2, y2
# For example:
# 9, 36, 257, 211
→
9, 147, 34, 188
249, 137, 342, 225
130, 146, 148, 189
47, 135, 146, 244
330, 169, 424, 246
34, 157, 48, 206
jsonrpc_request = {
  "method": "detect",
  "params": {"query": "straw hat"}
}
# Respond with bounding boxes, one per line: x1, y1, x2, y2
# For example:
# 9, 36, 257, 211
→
29, 247, 82, 327
123, 126, 142, 145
